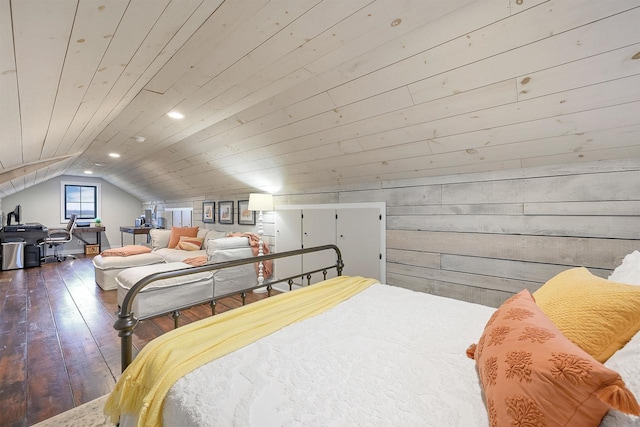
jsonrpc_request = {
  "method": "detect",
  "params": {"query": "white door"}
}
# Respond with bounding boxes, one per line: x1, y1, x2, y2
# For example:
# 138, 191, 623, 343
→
302, 209, 337, 284
275, 209, 302, 282
171, 208, 193, 227
172, 210, 182, 227
337, 208, 381, 281
181, 209, 192, 227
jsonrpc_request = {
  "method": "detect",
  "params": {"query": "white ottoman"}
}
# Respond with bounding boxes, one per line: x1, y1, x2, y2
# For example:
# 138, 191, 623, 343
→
93, 252, 165, 291
116, 262, 214, 320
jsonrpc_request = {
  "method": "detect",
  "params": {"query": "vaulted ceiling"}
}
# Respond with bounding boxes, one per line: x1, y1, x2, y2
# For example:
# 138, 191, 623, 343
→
1, 0, 639, 202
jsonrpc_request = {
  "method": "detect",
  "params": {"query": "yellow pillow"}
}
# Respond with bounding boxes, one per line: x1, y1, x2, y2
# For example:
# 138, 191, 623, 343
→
533, 267, 640, 362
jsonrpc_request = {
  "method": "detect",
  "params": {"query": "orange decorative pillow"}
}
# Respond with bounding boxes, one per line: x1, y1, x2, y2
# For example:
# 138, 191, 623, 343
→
176, 236, 204, 251
467, 289, 639, 426
533, 267, 640, 362
167, 226, 198, 249
101, 245, 151, 257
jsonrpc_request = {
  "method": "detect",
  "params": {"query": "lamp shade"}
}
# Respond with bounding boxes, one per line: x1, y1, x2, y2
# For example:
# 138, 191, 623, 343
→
248, 193, 273, 211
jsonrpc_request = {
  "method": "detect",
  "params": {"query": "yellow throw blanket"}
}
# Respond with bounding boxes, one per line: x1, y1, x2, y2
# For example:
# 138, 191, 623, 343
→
104, 276, 378, 427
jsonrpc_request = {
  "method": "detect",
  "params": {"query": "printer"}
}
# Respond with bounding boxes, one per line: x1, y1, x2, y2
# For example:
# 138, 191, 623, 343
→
3, 223, 44, 232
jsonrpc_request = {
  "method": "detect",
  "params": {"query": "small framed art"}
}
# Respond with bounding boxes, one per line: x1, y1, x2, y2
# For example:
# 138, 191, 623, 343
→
218, 201, 234, 224
202, 201, 215, 224
237, 200, 255, 225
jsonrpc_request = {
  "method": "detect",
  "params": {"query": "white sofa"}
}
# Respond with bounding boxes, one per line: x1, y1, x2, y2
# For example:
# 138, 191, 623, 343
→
115, 236, 258, 319
93, 228, 227, 290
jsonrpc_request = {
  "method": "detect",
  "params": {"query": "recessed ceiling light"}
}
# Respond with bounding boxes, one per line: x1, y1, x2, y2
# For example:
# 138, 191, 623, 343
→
167, 111, 185, 119
94, 162, 105, 167
109, 152, 120, 158
84, 170, 93, 174
132, 135, 146, 143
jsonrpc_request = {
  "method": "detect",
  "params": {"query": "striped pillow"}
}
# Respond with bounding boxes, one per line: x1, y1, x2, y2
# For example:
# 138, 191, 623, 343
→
176, 236, 204, 251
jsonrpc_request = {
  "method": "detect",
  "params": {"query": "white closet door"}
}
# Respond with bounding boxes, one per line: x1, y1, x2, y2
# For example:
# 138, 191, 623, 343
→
302, 209, 337, 284
337, 208, 381, 281
275, 209, 302, 281
181, 209, 192, 227
172, 210, 182, 227
171, 208, 193, 227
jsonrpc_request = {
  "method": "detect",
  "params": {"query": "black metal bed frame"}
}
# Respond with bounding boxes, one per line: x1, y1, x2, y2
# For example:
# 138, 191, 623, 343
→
113, 244, 344, 371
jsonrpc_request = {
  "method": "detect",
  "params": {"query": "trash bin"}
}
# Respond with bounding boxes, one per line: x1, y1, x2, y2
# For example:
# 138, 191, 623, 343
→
24, 244, 41, 268
2, 240, 25, 270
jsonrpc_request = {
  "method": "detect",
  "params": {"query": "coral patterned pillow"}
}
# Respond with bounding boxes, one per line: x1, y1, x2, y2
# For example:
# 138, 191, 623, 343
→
176, 236, 204, 251
467, 289, 639, 426
167, 226, 199, 249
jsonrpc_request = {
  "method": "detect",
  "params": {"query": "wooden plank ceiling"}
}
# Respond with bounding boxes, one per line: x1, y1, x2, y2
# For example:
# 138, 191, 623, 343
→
1, 0, 639, 201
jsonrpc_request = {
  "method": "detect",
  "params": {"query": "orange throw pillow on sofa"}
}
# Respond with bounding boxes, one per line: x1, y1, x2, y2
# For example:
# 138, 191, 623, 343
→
467, 289, 639, 426
167, 226, 198, 249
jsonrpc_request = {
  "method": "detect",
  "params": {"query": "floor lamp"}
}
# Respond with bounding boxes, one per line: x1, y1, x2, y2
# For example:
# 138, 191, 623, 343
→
248, 193, 273, 292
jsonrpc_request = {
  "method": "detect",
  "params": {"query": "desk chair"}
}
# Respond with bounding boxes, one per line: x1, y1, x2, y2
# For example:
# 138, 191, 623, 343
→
41, 214, 78, 262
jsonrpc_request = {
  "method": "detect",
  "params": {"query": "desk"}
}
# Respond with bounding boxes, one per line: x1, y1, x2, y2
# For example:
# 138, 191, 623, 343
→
0, 227, 48, 245
120, 226, 153, 246
73, 226, 106, 252
0, 225, 48, 269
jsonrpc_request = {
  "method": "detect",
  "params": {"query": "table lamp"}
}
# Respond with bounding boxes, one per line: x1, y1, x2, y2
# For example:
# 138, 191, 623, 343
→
248, 193, 273, 289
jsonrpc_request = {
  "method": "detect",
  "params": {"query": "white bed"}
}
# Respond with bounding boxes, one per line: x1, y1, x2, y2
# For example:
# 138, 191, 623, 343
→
163, 284, 493, 426
108, 250, 640, 426
119, 283, 494, 426
116, 280, 640, 427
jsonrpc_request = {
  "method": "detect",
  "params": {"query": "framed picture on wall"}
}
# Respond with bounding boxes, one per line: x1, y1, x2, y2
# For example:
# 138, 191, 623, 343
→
237, 200, 255, 225
202, 201, 215, 223
218, 201, 234, 224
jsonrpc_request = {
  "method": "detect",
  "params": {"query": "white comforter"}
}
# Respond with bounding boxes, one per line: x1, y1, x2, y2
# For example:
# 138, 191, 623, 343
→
158, 284, 495, 426
120, 283, 640, 426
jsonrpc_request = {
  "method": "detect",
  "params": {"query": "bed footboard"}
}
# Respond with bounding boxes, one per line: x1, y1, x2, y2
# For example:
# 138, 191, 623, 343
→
113, 244, 343, 371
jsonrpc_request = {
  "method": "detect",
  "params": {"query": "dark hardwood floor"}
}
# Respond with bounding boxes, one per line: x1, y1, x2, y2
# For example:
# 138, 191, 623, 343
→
0, 255, 272, 426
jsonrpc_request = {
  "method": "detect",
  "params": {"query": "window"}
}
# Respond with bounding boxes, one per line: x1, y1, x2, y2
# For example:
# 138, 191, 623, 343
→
61, 182, 100, 221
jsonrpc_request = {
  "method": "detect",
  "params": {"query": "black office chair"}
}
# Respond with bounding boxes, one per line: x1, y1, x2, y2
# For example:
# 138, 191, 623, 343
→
41, 215, 78, 262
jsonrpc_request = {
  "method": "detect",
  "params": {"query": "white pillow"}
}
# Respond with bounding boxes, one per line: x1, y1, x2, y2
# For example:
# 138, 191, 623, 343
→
601, 331, 640, 426
207, 236, 249, 252
608, 250, 640, 285
149, 229, 171, 250
202, 230, 227, 249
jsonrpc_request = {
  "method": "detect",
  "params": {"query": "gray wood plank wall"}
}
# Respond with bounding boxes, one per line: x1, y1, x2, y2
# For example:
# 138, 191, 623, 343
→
148, 159, 640, 308
275, 159, 640, 307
